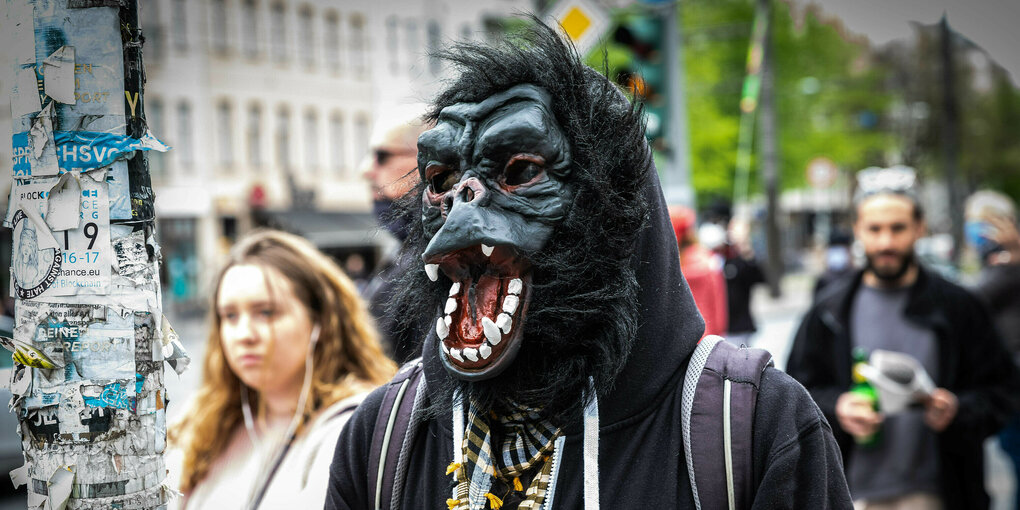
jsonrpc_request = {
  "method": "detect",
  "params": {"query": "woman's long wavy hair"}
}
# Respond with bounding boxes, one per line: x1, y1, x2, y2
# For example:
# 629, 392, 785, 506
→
169, 229, 396, 494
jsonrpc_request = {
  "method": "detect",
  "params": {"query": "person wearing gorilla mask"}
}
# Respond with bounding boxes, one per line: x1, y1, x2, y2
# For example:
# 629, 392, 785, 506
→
327, 19, 851, 509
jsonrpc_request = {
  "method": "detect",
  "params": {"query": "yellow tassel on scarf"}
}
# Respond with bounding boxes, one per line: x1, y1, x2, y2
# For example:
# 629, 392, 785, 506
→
484, 493, 504, 509
446, 462, 462, 476
513, 477, 523, 491
446, 498, 461, 509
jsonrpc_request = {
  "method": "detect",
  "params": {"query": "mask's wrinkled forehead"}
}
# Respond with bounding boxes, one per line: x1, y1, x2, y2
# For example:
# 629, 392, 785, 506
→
417, 84, 570, 179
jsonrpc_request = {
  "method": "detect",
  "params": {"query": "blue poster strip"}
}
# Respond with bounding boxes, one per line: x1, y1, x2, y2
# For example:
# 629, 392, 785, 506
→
9, 130, 170, 177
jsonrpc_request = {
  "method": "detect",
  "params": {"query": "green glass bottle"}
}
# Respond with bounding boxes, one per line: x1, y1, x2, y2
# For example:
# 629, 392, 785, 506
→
850, 347, 881, 447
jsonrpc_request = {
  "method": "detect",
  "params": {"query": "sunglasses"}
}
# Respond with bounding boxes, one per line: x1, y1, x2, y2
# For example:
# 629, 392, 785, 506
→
374, 148, 416, 166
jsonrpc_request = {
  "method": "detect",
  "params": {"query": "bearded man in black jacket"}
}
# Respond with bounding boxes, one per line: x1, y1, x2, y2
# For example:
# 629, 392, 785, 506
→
325, 20, 851, 509
787, 167, 1020, 509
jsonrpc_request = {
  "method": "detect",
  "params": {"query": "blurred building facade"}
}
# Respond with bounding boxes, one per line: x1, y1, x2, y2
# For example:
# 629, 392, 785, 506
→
132, 0, 529, 313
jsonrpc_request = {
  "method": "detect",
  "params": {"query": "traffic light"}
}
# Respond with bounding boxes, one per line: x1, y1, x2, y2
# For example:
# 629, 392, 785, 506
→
611, 14, 667, 148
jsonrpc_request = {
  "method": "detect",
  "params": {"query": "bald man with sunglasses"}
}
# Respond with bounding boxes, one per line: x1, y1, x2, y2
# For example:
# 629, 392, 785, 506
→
361, 103, 430, 363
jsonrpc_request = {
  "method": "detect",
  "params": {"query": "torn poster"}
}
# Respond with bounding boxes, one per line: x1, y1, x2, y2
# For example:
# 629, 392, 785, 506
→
9, 129, 164, 221
4, 0, 35, 67
10, 171, 111, 298
52, 131, 169, 174
112, 231, 153, 288
43, 172, 81, 232
11, 66, 42, 118
27, 103, 60, 178
42, 46, 76, 105
21, 2, 124, 129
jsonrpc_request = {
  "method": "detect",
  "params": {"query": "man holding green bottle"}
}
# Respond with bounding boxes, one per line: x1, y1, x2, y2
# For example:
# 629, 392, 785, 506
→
787, 167, 1020, 510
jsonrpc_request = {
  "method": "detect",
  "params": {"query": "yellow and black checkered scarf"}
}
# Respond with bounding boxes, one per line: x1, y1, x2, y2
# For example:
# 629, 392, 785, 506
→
447, 400, 561, 510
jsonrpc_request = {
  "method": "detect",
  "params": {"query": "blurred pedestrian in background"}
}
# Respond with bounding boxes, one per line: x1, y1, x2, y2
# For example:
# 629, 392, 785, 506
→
787, 167, 1020, 510
361, 103, 430, 363
715, 217, 765, 345
965, 190, 1020, 510
814, 229, 855, 299
669, 206, 728, 337
168, 230, 396, 509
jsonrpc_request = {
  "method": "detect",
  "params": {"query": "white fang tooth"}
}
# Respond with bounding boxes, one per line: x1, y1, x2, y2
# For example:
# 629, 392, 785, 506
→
441, 343, 450, 355
508, 278, 523, 295
450, 348, 464, 362
449, 282, 461, 296
445, 315, 452, 327
463, 347, 479, 362
479, 343, 492, 359
482, 317, 502, 345
445, 298, 457, 314
436, 317, 449, 339
425, 264, 439, 281
502, 295, 519, 314
481, 244, 494, 257
496, 313, 512, 334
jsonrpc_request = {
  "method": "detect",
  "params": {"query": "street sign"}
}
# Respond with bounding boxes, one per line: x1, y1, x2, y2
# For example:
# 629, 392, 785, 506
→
806, 157, 838, 189
547, 0, 611, 57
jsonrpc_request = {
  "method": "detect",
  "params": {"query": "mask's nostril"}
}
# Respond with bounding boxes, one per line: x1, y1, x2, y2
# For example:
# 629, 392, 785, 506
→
462, 187, 475, 202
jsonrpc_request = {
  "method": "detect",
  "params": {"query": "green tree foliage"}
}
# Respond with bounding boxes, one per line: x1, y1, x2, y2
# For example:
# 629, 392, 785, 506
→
584, 0, 1020, 206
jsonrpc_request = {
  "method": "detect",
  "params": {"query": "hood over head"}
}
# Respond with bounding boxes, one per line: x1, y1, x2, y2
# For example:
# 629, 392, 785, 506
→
388, 17, 705, 427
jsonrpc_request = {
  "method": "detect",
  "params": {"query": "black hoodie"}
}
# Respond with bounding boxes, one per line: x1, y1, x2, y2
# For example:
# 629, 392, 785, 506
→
324, 168, 851, 509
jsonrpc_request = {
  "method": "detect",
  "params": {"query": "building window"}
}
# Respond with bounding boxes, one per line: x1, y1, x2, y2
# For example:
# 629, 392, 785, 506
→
427, 20, 442, 76
354, 114, 369, 166
241, 0, 258, 58
177, 101, 193, 170
330, 112, 344, 175
211, 0, 228, 53
324, 11, 340, 73
298, 6, 314, 68
276, 106, 290, 168
349, 14, 366, 78
386, 15, 399, 75
270, 2, 286, 63
217, 101, 234, 167
304, 110, 318, 171
247, 104, 262, 169
404, 19, 419, 75
171, 0, 187, 51
140, 0, 163, 62
148, 98, 166, 178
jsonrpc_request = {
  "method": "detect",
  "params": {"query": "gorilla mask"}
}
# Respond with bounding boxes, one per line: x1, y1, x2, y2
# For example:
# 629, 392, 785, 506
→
418, 84, 574, 380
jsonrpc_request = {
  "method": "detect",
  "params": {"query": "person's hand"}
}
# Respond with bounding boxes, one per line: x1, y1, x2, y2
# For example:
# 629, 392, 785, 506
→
923, 388, 958, 432
835, 392, 883, 441
987, 215, 1020, 263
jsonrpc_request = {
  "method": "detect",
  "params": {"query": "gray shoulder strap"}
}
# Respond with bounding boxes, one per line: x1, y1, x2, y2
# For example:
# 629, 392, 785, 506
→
682, 336, 721, 510
682, 335, 773, 510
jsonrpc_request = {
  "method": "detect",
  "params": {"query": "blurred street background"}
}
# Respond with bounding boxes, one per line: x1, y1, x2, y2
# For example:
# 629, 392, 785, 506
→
2, 0, 1020, 506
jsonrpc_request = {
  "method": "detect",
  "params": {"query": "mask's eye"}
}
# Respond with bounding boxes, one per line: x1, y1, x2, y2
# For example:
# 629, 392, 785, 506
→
426, 164, 461, 193
503, 155, 546, 187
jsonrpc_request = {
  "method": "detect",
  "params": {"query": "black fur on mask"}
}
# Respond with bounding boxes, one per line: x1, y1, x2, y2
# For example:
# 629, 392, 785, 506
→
387, 17, 652, 425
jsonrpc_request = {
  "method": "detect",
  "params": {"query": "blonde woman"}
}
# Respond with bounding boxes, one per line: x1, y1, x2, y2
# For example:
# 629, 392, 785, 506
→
169, 230, 395, 509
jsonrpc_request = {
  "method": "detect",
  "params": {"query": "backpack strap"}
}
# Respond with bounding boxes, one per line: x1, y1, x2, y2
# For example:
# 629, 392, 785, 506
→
369, 358, 425, 510
682, 336, 773, 510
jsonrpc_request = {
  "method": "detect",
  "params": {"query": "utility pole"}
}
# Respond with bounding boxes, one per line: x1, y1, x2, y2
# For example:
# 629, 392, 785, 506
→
939, 16, 964, 266
757, 0, 782, 297
662, 0, 694, 206
4, 0, 183, 508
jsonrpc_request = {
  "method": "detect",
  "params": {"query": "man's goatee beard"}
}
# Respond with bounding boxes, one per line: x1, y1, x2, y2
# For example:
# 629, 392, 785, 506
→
866, 250, 915, 283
